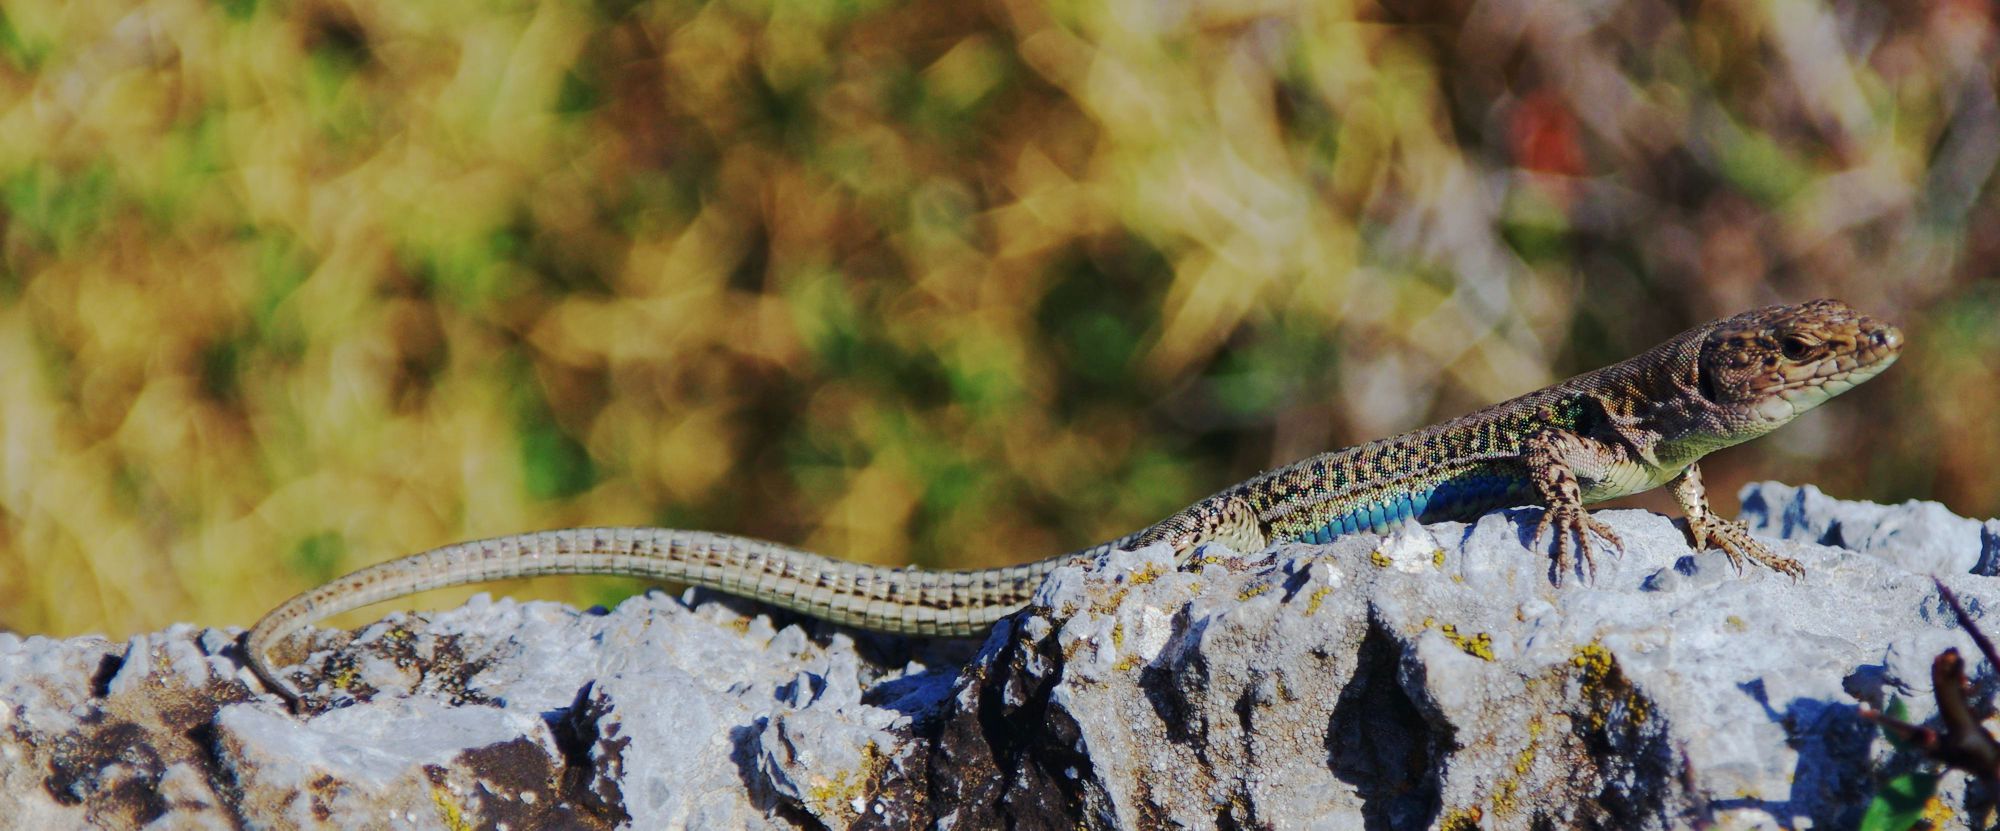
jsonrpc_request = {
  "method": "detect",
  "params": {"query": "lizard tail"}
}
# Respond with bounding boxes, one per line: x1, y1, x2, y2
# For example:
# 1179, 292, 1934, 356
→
245, 527, 1114, 709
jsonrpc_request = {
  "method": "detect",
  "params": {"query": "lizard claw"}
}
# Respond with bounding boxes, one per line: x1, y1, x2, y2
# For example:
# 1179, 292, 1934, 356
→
1688, 515, 1801, 579
1533, 505, 1624, 585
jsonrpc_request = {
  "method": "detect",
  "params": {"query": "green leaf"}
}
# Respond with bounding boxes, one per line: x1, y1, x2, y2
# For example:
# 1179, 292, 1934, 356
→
0, 9, 52, 70
518, 413, 597, 501
1858, 771, 1939, 831
1716, 126, 1811, 207
290, 533, 348, 583
1879, 696, 1915, 751
555, 69, 602, 117
510, 357, 598, 501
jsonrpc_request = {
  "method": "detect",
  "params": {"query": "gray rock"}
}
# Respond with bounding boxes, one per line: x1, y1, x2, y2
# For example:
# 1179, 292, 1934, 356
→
215, 697, 569, 828
0, 482, 1995, 828
1739, 480, 1992, 574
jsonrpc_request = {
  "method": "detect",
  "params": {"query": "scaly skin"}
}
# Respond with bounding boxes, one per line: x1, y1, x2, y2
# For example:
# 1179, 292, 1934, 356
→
248, 299, 1902, 708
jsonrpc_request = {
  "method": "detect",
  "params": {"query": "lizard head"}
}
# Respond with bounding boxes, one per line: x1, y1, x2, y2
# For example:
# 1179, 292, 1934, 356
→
1693, 298, 1902, 432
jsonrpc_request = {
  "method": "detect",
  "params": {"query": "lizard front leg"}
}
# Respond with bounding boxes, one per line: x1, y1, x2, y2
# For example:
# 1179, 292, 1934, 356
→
1669, 464, 1803, 578
1522, 430, 1626, 585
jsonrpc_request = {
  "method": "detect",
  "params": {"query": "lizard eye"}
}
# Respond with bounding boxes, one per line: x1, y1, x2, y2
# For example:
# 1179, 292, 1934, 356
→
1780, 335, 1817, 361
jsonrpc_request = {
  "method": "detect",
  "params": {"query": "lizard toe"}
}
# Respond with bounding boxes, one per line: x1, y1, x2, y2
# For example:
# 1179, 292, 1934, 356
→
1731, 527, 1802, 579
1536, 505, 1617, 585
1714, 537, 1750, 574
1697, 518, 1802, 578
1584, 516, 1624, 554
1556, 507, 1621, 584
1576, 533, 1598, 584
1532, 510, 1564, 586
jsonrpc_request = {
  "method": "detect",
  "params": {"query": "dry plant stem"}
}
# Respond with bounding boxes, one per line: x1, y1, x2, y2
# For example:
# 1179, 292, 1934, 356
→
1937, 578, 2000, 674
1859, 580, 2000, 785
1863, 650, 2000, 785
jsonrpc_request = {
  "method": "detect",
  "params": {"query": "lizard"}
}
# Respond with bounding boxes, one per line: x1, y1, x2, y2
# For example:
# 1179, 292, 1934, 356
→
246, 299, 1902, 708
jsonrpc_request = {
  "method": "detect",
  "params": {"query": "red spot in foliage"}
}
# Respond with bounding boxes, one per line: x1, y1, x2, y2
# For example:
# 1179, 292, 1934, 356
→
1509, 92, 1585, 176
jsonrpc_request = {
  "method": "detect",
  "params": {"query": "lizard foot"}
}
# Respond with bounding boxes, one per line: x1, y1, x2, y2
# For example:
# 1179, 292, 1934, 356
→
1687, 515, 1802, 579
1534, 505, 1624, 585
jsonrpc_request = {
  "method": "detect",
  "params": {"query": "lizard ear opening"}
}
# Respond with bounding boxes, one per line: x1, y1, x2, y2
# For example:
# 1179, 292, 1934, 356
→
1695, 365, 1721, 404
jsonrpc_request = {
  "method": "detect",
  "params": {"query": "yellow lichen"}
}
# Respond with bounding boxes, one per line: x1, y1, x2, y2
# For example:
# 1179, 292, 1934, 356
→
1305, 585, 1334, 615
1099, 587, 1129, 612
1130, 563, 1165, 584
1492, 775, 1519, 817
1480, 714, 1547, 821
806, 771, 850, 806
430, 785, 473, 831
1571, 641, 1651, 728
1439, 623, 1495, 661
1923, 792, 1956, 827
1571, 642, 1614, 678
804, 742, 887, 821
1438, 806, 1483, 830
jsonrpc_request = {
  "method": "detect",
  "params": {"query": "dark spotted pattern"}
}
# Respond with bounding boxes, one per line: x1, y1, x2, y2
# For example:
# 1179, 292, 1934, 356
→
250, 301, 1901, 710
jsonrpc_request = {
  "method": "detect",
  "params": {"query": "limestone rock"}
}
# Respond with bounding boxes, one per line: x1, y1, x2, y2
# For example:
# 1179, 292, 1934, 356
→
0, 483, 1994, 829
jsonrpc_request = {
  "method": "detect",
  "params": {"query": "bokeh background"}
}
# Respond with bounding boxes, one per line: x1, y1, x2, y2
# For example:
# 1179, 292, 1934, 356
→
1, 0, 1995, 638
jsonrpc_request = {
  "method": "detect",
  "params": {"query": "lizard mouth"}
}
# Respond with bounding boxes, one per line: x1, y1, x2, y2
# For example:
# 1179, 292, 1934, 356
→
1757, 320, 1902, 422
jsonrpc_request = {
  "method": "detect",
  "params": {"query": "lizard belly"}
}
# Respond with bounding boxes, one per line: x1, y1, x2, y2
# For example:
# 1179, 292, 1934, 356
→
1281, 464, 1535, 544
1578, 461, 1680, 503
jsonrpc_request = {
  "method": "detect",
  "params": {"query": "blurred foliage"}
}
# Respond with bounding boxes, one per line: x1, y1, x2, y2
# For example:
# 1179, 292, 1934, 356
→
0, 0, 1995, 637
1862, 693, 1969, 830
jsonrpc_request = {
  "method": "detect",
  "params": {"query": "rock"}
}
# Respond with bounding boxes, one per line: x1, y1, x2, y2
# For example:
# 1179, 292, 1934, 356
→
1738, 481, 2000, 575
215, 697, 573, 828
1, 482, 1996, 829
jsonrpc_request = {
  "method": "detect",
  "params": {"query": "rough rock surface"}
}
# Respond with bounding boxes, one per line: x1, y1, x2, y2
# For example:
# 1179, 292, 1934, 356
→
3, 483, 1997, 829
